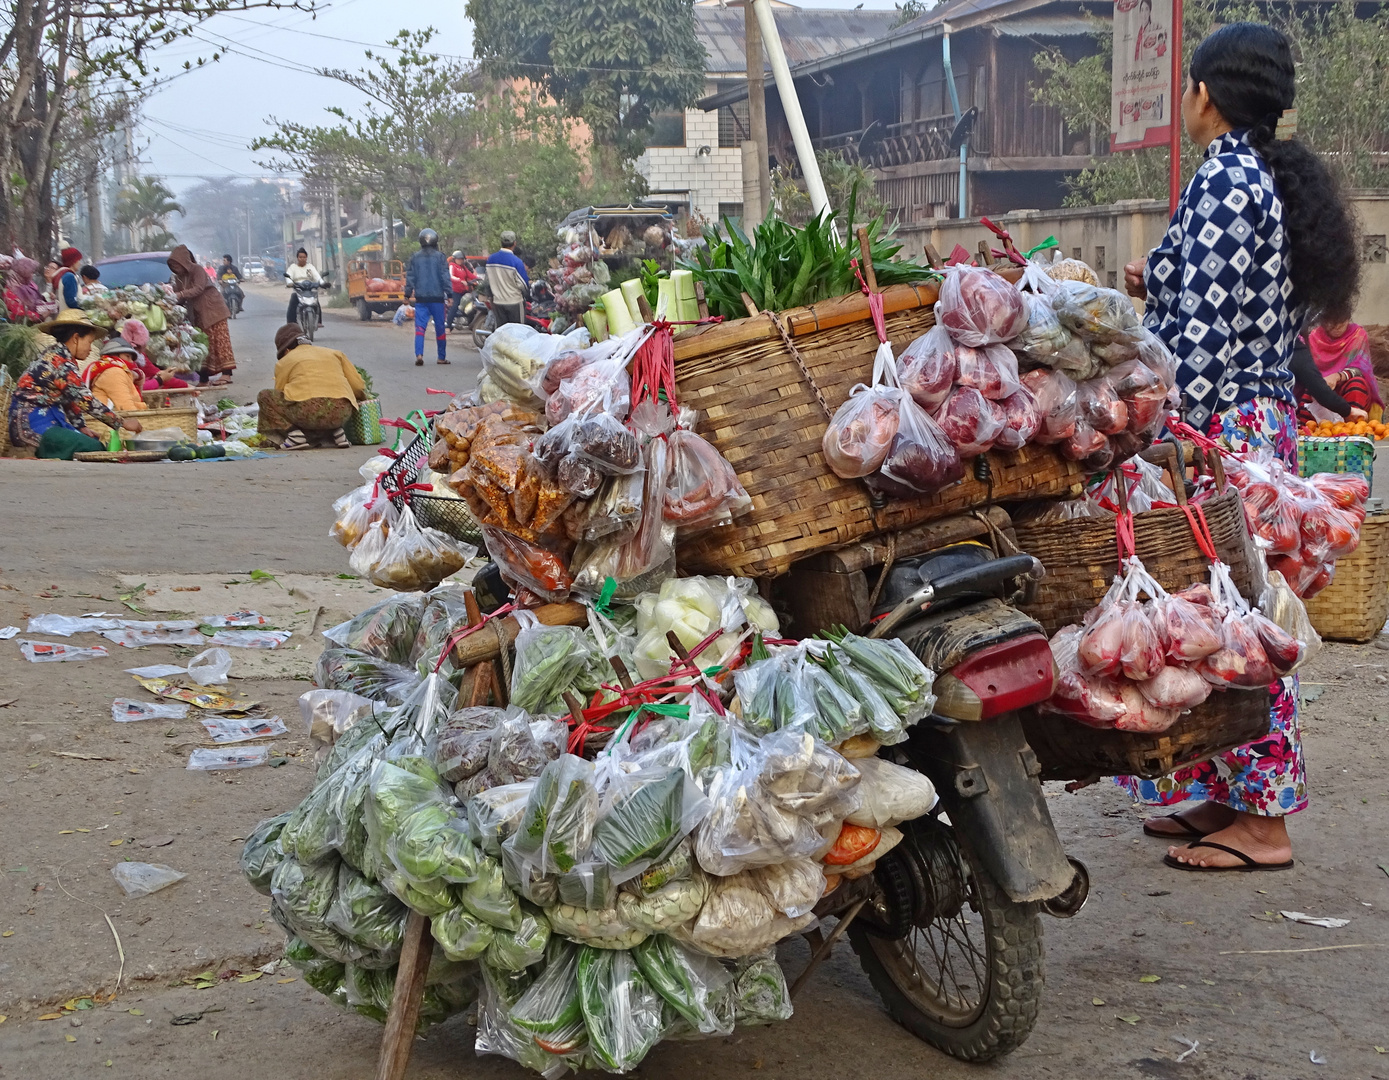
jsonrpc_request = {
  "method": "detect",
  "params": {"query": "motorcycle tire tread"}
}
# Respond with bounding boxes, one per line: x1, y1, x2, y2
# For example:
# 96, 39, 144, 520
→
847, 848, 1043, 1063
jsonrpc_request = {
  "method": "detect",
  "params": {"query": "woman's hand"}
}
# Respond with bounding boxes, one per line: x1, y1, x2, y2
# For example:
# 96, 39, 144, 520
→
1124, 259, 1148, 301
1349, 406, 1369, 421
120, 417, 143, 434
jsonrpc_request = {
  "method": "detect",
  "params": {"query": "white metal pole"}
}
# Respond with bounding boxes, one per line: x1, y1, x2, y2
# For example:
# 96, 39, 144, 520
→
750, 0, 832, 225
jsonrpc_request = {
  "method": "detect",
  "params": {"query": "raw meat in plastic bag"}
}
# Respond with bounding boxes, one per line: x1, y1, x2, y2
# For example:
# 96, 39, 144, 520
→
1060, 418, 1111, 468
1108, 358, 1168, 434
932, 385, 1004, 457
1257, 569, 1320, 666
1021, 368, 1078, 444
1077, 595, 1125, 677
1196, 614, 1274, 689
1118, 603, 1165, 682
1077, 377, 1128, 435
872, 394, 964, 496
823, 385, 900, 478
1156, 595, 1221, 662
1113, 683, 1183, 733
896, 326, 957, 411
1249, 610, 1305, 675
664, 428, 751, 532
1046, 625, 1126, 726
954, 343, 1021, 401
991, 386, 1041, 451
1136, 665, 1211, 711
936, 266, 1028, 346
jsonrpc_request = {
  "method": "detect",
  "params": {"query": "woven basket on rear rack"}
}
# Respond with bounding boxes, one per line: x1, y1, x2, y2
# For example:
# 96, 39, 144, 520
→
1022, 689, 1273, 782
672, 281, 1086, 579
1013, 447, 1260, 636
385, 432, 483, 545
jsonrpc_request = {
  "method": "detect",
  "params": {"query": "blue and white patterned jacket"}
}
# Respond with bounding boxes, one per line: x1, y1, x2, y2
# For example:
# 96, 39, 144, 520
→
1143, 130, 1302, 429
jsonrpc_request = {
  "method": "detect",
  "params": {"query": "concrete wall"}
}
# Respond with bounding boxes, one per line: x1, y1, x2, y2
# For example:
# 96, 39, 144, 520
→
635, 86, 744, 222
895, 194, 1389, 325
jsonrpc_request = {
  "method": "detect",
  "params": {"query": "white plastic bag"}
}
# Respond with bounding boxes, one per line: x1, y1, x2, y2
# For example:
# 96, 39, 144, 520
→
112, 698, 189, 722
845, 757, 938, 828
19, 640, 108, 662
187, 647, 233, 685
111, 861, 187, 897
187, 745, 271, 770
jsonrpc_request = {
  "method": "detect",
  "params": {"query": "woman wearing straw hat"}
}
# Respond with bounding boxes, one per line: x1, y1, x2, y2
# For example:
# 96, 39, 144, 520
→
7, 309, 142, 458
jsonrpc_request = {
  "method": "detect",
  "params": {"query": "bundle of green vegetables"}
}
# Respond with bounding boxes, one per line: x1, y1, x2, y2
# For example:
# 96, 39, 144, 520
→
681, 192, 937, 320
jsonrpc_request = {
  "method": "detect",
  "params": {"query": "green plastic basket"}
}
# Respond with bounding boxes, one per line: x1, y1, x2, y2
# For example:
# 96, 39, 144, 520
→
1297, 435, 1375, 484
344, 398, 384, 446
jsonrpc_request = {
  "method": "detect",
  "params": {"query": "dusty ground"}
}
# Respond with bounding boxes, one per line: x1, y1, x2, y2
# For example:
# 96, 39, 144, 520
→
2, 287, 1389, 1079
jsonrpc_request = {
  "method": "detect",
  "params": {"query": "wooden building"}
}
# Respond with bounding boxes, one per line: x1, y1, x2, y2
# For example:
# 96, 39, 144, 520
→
700, 0, 1107, 219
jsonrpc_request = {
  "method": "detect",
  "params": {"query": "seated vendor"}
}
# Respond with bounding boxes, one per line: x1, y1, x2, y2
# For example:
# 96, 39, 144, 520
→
120, 318, 191, 392
258, 323, 367, 450
7, 309, 142, 458
83, 336, 147, 411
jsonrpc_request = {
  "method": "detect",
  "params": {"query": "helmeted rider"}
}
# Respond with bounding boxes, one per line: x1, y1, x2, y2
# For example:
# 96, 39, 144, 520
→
404, 228, 451, 366
219, 255, 244, 312
284, 248, 322, 325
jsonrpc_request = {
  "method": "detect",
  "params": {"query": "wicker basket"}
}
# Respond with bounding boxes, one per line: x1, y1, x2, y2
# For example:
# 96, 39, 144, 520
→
1021, 688, 1273, 782
672, 282, 1086, 578
0, 368, 13, 454
88, 404, 198, 443
1304, 511, 1389, 642
1013, 479, 1259, 637
1298, 435, 1375, 484
344, 398, 384, 446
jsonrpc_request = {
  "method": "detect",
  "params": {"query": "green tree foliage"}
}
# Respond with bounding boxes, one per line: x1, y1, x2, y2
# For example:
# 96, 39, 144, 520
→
254, 29, 642, 263
113, 177, 184, 247
467, 0, 707, 162
1031, 0, 1389, 205
178, 179, 292, 261
770, 152, 887, 227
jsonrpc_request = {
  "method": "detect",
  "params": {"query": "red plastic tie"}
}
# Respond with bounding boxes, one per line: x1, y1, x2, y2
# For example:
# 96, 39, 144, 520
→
1182, 503, 1220, 562
1114, 510, 1137, 562
433, 602, 514, 673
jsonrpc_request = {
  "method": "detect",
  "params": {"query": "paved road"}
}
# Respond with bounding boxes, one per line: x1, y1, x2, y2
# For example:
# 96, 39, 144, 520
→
0, 284, 483, 579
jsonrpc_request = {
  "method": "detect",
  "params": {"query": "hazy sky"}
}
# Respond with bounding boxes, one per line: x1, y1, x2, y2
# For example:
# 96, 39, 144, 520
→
140, 0, 903, 195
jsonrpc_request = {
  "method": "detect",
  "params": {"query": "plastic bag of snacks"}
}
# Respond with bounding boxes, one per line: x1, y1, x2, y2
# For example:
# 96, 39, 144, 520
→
1050, 281, 1143, 345
935, 266, 1028, 346
367, 506, 476, 592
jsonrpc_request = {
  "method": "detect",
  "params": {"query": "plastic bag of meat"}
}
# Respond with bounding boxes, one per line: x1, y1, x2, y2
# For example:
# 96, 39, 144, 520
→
932, 385, 1005, 458
1076, 376, 1129, 435
1059, 418, 1112, 469
955, 343, 1021, 401
992, 386, 1041, 451
1118, 602, 1165, 682
1107, 358, 1168, 435
896, 326, 957, 412
1257, 569, 1320, 668
935, 266, 1028, 346
1021, 368, 1078, 445
1113, 682, 1184, 733
1136, 665, 1212, 711
1154, 594, 1222, 663
664, 428, 751, 534
872, 393, 965, 497
1248, 610, 1305, 676
823, 343, 902, 479
1044, 625, 1127, 728
1134, 329, 1178, 387
1193, 563, 1274, 689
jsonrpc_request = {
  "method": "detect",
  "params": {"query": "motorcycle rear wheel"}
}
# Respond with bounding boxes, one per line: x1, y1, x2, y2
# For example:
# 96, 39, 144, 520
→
848, 818, 1043, 1063
472, 309, 493, 349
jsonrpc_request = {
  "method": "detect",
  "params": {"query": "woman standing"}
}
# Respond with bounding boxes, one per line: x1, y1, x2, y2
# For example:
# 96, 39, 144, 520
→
1122, 23, 1360, 872
7, 309, 142, 456
167, 245, 236, 385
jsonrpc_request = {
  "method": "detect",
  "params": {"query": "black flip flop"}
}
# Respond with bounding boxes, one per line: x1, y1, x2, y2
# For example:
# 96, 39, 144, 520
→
1163, 840, 1294, 873
1142, 810, 1208, 839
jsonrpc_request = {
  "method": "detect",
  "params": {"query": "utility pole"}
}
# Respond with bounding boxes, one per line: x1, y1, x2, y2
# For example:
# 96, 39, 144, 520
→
742, 3, 771, 227
330, 175, 345, 291
75, 18, 103, 259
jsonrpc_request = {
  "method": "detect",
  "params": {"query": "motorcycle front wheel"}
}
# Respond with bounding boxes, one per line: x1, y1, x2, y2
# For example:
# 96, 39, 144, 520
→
848, 816, 1044, 1063
300, 310, 317, 341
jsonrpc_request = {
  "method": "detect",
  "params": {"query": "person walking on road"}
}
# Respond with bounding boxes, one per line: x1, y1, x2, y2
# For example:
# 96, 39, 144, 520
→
1120, 22, 1360, 873
485, 231, 530, 327
405, 228, 451, 366
446, 251, 478, 331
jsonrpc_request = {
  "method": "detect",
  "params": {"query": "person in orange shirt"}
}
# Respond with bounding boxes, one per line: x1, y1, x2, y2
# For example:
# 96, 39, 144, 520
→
82, 337, 147, 411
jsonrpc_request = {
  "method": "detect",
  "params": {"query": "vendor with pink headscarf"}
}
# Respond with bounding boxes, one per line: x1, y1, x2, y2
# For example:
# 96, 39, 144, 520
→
120, 318, 190, 391
4, 257, 44, 322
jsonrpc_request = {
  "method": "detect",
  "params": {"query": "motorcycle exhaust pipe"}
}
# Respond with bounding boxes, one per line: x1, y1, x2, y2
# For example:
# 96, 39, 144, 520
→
1042, 857, 1090, 918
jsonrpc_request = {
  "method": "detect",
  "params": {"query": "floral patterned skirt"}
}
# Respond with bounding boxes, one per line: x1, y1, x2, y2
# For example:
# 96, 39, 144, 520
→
202, 319, 236, 375
1117, 396, 1307, 817
256, 390, 354, 441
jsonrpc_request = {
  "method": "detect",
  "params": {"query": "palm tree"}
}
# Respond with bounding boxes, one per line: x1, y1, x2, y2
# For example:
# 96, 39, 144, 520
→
114, 177, 184, 248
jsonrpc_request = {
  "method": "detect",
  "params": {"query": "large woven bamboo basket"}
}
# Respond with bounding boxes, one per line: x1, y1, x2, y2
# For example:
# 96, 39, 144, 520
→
1304, 511, 1389, 642
1021, 688, 1273, 782
1013, 483, 1259, 636
88, 404, 198, 443
672, 283, 1086, 578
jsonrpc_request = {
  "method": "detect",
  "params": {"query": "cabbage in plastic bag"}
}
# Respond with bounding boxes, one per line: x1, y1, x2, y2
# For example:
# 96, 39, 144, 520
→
325, 861, 407, 953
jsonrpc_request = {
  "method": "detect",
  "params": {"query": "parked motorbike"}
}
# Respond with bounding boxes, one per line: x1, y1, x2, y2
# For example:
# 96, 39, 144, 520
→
220, 276, 244, 318
289, 276, 329, 341
471, 281, 554, 349
789, 520, 1087, 1062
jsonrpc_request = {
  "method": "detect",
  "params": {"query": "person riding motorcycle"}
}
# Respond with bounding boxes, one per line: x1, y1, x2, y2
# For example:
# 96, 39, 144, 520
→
284, 248, 322, 325
404, 228, 451, 366
485, 230, 530, 327
445, 250, 478, 331
219, 255, 244, 314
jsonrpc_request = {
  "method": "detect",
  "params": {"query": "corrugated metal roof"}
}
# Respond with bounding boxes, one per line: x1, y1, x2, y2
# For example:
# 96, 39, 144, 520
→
695, 4, 900, 75
993, 13, 1106, 36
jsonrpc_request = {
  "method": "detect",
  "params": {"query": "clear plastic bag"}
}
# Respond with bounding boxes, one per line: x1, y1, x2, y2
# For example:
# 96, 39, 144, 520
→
896, 325, 957, 411
467, 780, 537, 857
490, 712, 554, 784
631, 934, 733, 1036
824, 649, 911, 745
1076, 376, 1128, 435
1050, 281, 1143, 343
1258, 569, 1321, 668
578, 470, 644, 543
509, 940, 588, 1053
822, 343, 901, 478
955, 343, 1021, 401
1013, 268, 1073, 360
664, 427, 751, 533
368, 505, 476, 592
463, 855, 523, 930
506, 754, 599, 878
592, 765, 711, 875
1060, 419, 1112, 470
991, 385, 1041, 451
111, 861, 187, 897
1108, 358, 1168, 435
616, 871, 708, 933
1045, 624, 1127, 727
510, 622, 593, 714
1021, 367, 1079, 445
932, 385, 1004, 458
748, 858, 825, 918
568, 412, 643, 475
432, 904, 495, 961
871, 393, 964, 497
326, 862, 407, 953
487, 906, 552, 970
481, 524, 573, 602
846, 756, 938, 828
112, 697, 189, 722
936, 265, 1029, 346
481, 323, 564, 407
330, 484, 381, 550
545, 900, 647, 949
187, 745, 269, 770
240, 811, 291, 894
1155, 595, 1222, 663
1135, 664, 1211, 711
730, 950, 794, 1025
577, 945, 666, 1073
387, 801, 483, 887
